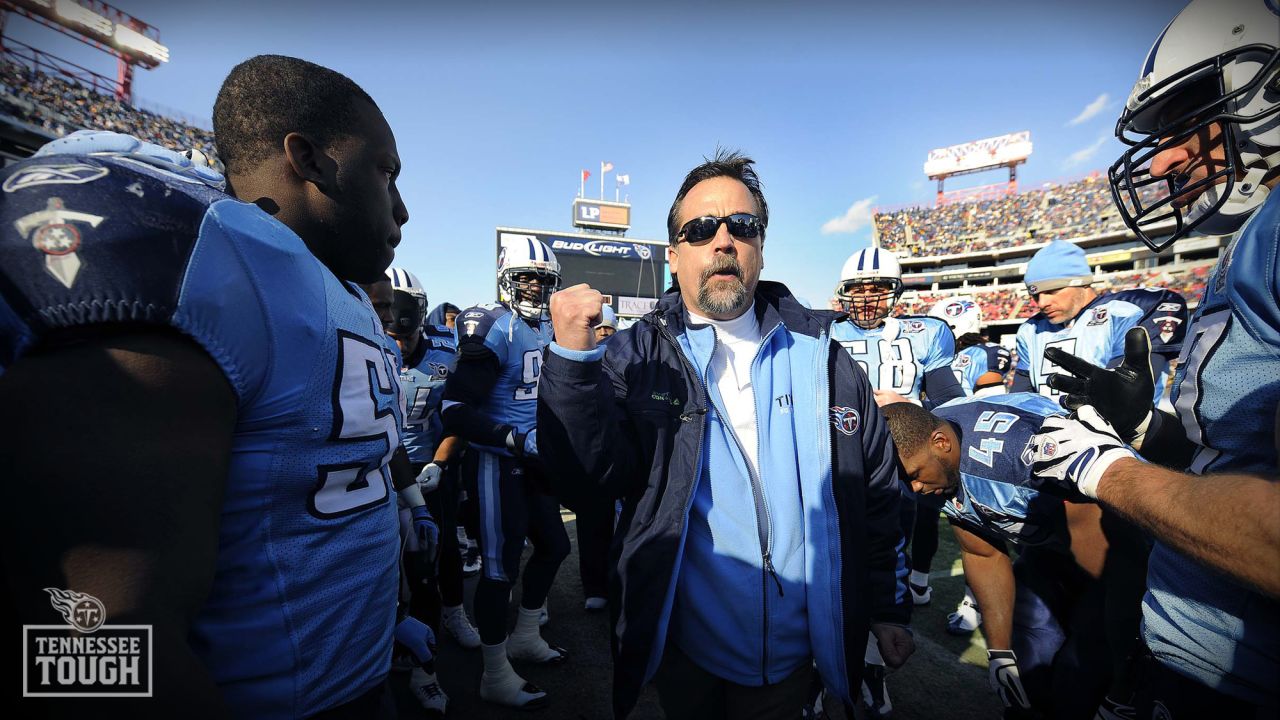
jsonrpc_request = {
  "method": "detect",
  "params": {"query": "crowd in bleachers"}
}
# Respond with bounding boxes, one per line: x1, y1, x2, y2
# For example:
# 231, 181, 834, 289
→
874, 177, 1167, 258
0, 59, 220, 165
896, 262, 1214, 323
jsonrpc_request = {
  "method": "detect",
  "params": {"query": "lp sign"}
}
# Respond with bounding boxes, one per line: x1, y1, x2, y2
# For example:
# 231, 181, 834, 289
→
572, 198, 631, 231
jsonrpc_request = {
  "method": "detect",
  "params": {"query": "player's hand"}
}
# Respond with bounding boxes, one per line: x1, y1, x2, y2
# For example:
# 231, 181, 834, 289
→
1029, 406, 1137, 499
987, 650, 1030, 710
394, 616, 438, 668
410, 505, 439, 562
873, 389, 912, 408
416, 462, 443, 493
870, 622, 915, 669
550, 283, 605, 352
1045, 327, 1155, 443
506, 428, 538, 459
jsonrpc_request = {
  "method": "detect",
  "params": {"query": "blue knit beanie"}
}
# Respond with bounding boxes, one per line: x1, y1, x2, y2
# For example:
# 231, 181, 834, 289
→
1024, 241, 1093, 295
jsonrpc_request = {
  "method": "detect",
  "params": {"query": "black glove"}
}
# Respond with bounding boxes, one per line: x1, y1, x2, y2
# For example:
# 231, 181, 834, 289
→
1045, 326, 1154, 442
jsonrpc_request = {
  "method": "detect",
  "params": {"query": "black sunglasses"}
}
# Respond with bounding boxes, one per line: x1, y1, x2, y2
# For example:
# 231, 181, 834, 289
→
675, 213, 765, 245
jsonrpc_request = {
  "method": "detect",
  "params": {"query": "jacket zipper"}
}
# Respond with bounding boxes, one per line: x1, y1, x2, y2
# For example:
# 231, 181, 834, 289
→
817, 330, 849, 691
704, 318, 785, 683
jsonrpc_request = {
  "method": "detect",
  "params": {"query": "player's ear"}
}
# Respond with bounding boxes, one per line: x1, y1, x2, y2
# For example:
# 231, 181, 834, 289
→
282, 132, 337, 194
931, 427, 951, 455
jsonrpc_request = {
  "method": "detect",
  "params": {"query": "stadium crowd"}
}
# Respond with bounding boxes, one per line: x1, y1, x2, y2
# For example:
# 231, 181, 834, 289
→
0, 58, 220, 164
872, 177, 1168, 258
3, 2, 1279, 719
895, 262, 1214, 323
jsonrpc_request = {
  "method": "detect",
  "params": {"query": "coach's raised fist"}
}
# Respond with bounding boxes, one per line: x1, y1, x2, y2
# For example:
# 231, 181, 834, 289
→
551, 283, 605, 351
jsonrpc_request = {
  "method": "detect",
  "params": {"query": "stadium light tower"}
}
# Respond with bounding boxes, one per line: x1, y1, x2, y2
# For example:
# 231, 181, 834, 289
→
924, 131, 1032, 206
0, 0, 168, 102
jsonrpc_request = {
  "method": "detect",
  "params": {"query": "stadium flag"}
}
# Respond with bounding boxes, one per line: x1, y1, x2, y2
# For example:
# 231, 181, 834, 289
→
615, 173, 630, 202
581, 169, 590, 197
600, 161, 613, 200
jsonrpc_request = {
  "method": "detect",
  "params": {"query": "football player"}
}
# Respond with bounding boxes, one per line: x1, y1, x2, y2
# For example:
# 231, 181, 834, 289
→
441, 235, 570, 709
1012, 240, 1188, 405
830, 247, 964, 718
0, 56, 416, 717
1029, 1, 1280, 715
929, 296, 1013, 398
883, 397, 1148, 720
926, 295, 1014, 636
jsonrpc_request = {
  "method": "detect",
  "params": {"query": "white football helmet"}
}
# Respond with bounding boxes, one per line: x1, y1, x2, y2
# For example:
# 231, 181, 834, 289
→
498, 235, 561, 321
1110, 0, 1279, 250
929, 296, 982, 338
385, 266, 428, 336
836, 248, 904, 329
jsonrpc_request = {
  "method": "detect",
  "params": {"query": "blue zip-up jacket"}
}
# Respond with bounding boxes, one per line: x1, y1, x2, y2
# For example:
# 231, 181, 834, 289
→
537, 281, 911, 718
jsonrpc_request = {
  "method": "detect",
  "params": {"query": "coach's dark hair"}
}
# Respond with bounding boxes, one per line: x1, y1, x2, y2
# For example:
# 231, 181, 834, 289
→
881, 402, 945, 457
666, 149, 768, 245
213, 55, 378, 176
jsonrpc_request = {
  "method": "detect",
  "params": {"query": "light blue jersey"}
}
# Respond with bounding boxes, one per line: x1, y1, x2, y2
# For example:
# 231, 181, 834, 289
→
952, 343, 1012, 395
1015, 294, 1146, 397
830, 315, 959, 405
455, 303, 553, 438
1143, 191, 1280, 707
934, 394, 1069, 552
0, 152, 402, 718
399, 325, 458, 463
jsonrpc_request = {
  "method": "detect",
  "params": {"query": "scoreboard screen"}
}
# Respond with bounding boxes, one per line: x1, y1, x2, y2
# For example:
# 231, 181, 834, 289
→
496, 228, 668, 316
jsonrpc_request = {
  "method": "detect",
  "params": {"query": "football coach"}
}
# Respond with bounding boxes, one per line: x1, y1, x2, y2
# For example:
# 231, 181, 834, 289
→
537, 150, 914, 720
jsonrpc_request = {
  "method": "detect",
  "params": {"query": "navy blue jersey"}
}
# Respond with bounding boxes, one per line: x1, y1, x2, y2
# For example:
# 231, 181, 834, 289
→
399, 325, 458, 463
830, 315, 958, 404
1143, 192, 1280, 705
934, 393, 1069, 551
952, 343, 1012, 395
455, 303, 553, 440
0, 151, 401, 717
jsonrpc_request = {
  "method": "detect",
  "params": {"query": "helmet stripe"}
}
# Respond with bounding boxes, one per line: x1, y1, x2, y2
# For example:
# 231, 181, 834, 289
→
1141, 19, 1174, 77
872, 249, 881, 271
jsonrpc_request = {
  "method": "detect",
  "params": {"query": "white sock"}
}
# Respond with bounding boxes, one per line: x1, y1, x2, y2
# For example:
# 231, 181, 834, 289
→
512, 605, 542, 637
482, 640, 514, 675
910, 570, 930, 587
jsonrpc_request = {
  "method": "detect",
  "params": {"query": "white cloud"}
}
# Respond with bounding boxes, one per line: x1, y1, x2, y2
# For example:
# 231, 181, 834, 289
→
1067, 93, 1111, 126
821, 195, 878, 235
1063, 135, 1109, 169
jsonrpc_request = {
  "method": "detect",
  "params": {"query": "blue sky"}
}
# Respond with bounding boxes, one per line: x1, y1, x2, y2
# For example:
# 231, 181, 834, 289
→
8, 0, 1186, 308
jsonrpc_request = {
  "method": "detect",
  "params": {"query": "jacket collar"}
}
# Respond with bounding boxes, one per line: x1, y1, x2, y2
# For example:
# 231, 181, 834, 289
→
648, 280, 829, 340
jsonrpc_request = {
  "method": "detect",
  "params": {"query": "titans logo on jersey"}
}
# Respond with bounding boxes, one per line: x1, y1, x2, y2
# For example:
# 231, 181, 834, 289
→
399, 324, 458, 463
456, 303, 553, 439
952, 343, 1012, 395
830, 316, 956, 404
0, 152, 401, 718
1015, 292, 1148, 398
934, 393, 1068, 551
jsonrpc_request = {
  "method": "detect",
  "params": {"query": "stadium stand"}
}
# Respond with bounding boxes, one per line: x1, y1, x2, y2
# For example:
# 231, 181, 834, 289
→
0, 58, 219, 165
874, 175, 1167, 258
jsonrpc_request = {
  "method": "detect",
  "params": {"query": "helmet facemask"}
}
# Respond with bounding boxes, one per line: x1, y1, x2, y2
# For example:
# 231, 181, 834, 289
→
501, 268, 560, 322
837, 279, 902, 329
1110, 43, 1280, 251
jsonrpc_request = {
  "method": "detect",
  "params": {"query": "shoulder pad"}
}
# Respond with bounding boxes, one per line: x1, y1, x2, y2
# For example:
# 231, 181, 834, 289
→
456, 306, 506, 341
0, 153, 225, 343
422, 325, 457, 352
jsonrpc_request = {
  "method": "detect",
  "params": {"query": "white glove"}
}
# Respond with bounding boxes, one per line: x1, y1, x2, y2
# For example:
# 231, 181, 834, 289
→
987, 649, 1030, 710
415, 462, 443, 493
1029, 406, 1137, 499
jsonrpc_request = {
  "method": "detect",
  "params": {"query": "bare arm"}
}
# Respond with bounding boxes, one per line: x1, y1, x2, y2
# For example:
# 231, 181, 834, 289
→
0, 331, 235, 715
1096, 457, 1280, 599
953, 523, 1015, 650
431, 435, 466, 464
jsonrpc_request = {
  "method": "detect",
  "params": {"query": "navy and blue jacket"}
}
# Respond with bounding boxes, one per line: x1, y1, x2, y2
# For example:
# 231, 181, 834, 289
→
537, 281, 911, 718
